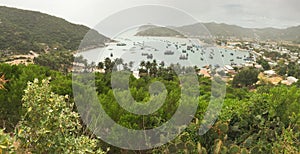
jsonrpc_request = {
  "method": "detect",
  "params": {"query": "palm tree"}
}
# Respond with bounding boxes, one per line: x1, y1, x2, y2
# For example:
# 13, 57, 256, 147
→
140, 61, 146, 68
104, 57, 112, 73
129, 61, 134, 69
146, 61, 151, 75
89, 62, 96, 72
97, 62, 104, 69
123, 63, 129, 71
150, 60, 158, 76
139, 61, 147, 74
114, 58, 124, 70
159, 61, 165, 67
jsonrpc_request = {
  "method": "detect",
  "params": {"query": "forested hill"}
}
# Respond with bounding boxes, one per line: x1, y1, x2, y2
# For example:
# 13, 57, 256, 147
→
136, 23, 300, 43
0, 6, 109, 53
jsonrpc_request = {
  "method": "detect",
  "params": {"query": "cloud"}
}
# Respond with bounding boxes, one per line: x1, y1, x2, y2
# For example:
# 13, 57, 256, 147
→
0, 0, 299, 28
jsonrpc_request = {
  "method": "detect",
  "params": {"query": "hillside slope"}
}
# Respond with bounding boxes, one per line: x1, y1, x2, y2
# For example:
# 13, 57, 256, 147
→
0, 6, 109, 53
136, 22, 300, 43
136, 26, 184, 37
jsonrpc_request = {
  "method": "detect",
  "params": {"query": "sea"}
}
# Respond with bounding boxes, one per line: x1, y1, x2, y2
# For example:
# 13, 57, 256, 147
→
76, 29, 253, 71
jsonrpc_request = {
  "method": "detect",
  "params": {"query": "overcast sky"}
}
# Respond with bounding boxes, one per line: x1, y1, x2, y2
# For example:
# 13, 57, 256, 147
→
1, 0, 300, 29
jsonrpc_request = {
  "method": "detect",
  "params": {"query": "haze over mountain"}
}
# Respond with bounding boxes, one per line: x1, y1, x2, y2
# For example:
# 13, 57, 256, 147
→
0, 6, 109, 53
136, 25, 184, 37
136, 23, 300, 43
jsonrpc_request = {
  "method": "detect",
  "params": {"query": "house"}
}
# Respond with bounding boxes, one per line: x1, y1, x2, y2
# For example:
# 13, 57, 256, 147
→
286, 76, 298, 85
244, 63, 254, 67
264, 70, 276, 77
72, 62, 86, 72
132, 71, 140, 79
281, 76, 298, 85
224, 65, 234, 71
198, 69, 211, 78
254, 64, 263, 69
223, 65, 235, 74
268, 62, 278, 67
94, 69, 105, 73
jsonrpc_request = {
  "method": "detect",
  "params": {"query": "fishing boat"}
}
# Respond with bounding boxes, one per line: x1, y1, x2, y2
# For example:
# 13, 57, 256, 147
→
116, 43, 126, 46
214, 64, 220, 68
179, 54, 188, 60
141, 53, 148, 56
164, 50, 174, 55
147, 54, 153, 59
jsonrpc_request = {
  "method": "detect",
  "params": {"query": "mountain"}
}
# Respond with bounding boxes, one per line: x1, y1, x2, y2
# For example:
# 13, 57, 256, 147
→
136, 26, 184, 37
178, 23, 256, 38
136, 22, 300, 43
137, 25, 158, 31
0, 6, 109, 53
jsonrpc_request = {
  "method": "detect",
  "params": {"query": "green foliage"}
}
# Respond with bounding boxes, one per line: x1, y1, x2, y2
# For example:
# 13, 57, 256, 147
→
256, 58, 270, 70
272, 125, 300, 153
228, 144, 240, 154
0, 58, 300, 153
34, 50, 74, 73
232, 68, 259, 88
0, 129, 16, 153
18, 78, 104, 153
0, 64, 73, 132
274, 61, 300, 78
0, 6, 108, 53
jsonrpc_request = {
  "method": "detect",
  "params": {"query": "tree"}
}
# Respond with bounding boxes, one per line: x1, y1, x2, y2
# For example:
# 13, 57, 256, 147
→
257, 58, 270, 70
104, 57, 112, 73
97, 62, 104, 69
18, 78, 105, 153
0, 128, 16, 153
114, 58, 123, 70
139, 61, 147, 74
146, 61, 151, 73
127, 61, 133, 69
34, 51, 74, 73
0, 64, 74, 131
232, 68, 259, 88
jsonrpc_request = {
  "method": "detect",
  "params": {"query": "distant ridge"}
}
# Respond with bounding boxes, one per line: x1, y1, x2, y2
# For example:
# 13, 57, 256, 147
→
136, 22, 300, 43
136, 26, 184, 37
0, 6, 110, 53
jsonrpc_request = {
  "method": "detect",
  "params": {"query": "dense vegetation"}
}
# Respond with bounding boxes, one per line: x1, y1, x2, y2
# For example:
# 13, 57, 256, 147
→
0, 64, 73, 131
33, 50, 75, 73
0, 6, 109, 53
0, 60, 299, 153
275, 61, 300, 78
0, 5, 299, 154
